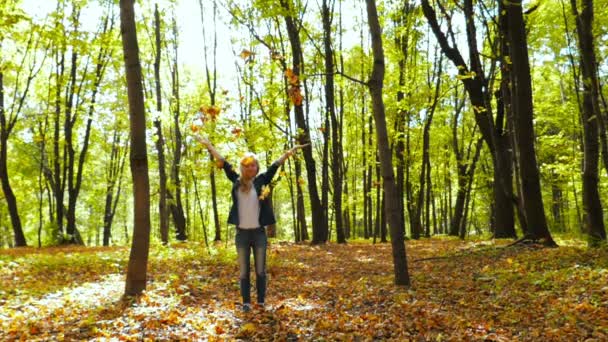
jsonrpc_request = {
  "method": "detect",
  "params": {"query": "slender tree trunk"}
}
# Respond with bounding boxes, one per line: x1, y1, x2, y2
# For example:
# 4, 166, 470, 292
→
374, 152, 380, 243
0, 73, 26, 247
103, 131, 127, 246
365, 0, 410, 286
422, 0, 516, 239
322, 0, 345, 244
281, 0, 327, 243
120, 0, 152, 296
198, 0, 222, 242
394, 2, 414, 238
153, 3, 169, 244
571, 0, 606, 243
168, 17, 187, 241
366, 116, 374, 239
295, 159, 308, 241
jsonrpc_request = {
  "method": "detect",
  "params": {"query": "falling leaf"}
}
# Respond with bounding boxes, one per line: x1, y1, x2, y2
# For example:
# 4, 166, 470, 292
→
288, 86, 303, 106
240, 49, 254, 60
200, 105, 221, 122
284, 68, 299, 86
231, 127, 242, 137
259, 185, 271, 200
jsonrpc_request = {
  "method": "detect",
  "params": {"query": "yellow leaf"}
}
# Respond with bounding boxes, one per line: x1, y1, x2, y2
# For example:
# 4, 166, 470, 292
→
240, 49, 254, 59
241, 322, 256, 334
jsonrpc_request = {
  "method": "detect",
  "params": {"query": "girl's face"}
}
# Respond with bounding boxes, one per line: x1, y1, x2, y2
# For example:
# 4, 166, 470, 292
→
240, 157, 259, 179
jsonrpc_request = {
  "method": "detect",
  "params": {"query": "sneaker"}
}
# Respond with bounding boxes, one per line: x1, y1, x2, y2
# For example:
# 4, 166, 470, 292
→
242, 303, 252, 312
257, 302, 265, 310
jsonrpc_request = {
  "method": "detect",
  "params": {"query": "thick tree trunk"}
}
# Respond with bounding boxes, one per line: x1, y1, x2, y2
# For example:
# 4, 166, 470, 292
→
120, 0, 152, 296
506, 0, 555, 245
365, 0, 410, 286
571, 0, 606, 243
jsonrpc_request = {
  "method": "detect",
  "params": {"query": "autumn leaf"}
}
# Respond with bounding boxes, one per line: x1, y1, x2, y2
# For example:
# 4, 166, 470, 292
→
288, 86, 303, 106
240, 49, 254, 60
231, 127, 242, 137
271, 51, 284, 60
284, 68, 299, 86
200, 105, 221, 122
258, 185, 271, 200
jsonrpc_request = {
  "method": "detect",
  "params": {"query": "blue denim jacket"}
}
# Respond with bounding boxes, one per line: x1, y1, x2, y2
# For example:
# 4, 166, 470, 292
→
222, 159, 280, 227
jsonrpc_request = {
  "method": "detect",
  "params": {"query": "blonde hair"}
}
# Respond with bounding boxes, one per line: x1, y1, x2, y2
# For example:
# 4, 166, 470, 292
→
238, 153, 259, 193
239, 152, 260, 174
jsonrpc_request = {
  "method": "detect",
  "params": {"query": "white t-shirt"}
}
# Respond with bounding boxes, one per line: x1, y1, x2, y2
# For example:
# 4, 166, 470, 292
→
237, 187, 260, 229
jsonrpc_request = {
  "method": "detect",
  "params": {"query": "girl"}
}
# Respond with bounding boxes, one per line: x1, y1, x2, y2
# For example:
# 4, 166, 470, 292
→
197, 136, 306, 311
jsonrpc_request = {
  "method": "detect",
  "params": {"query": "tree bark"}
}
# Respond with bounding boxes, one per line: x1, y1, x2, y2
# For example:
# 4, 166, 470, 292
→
571, 0, 606, 243
322, 0, 345, 244
0, 73, 26, 247
168, 17, 187, 241
421, 0, 516, 239
120, 0, 152, 296
153, 3, 169, 245
365, 0, 410, 286
281, 0, 328, 244
505, 0, 555, 245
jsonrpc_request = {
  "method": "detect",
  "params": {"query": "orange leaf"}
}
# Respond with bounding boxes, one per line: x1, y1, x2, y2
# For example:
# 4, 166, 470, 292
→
288, 86, 303, 106
284, 68, 299, 86
200, 105, 221, 121
240, 49, 254, 59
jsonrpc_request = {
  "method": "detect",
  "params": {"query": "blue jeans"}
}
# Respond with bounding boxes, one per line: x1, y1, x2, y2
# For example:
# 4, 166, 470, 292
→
235, 227, 267, 304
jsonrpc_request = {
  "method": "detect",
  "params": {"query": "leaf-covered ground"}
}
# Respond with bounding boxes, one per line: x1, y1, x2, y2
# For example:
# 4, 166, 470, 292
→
1, 238, 607, 341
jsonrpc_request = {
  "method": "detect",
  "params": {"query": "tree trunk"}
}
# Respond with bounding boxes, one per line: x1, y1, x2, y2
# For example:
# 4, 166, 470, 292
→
169, 17, 187, 241
153, 3, 169, 245
103, 131, 127, 246
506, 0, 555, 245
322, 0, 345, 244
281, 0, 327, 244
394, 2, 414, 238
295, 158, 309, 241
0, 73, 26, 247
120, 0, 152, 296
571, 0, 606, 243
421, 0, 517, 239
365, 0, 410, 286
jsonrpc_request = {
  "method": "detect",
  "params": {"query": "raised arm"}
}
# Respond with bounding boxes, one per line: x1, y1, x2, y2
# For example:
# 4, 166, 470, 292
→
260, 144, 310, 184
196, 136, 239, 181
276, 143, 310, 165
196, 136, 224, 165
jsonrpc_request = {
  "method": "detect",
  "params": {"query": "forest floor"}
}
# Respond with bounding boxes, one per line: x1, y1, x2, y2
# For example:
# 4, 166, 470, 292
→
1, 237, 607, 341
